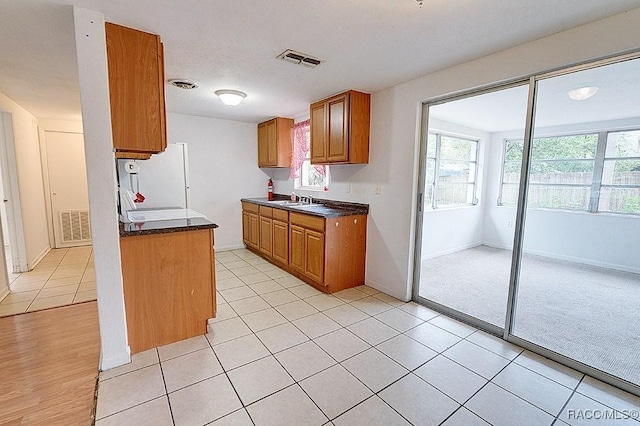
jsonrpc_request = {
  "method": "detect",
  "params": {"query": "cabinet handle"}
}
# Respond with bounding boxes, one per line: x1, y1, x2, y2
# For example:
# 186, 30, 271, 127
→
335, 222, 339, 227
354, 219, 357, 224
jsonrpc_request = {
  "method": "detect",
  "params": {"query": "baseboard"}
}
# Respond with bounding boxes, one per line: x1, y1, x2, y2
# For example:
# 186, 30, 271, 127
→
365, 279, 411, 302
482, 242, 511, 250
216, 244, 247, 252
421, 242, 482, 261
523, 248, 640, 275
470, 242, 640, 275
57, 241, 92, 249
0, 286, 10, 303
28, 246, 51, 272
99, 349, 131, 371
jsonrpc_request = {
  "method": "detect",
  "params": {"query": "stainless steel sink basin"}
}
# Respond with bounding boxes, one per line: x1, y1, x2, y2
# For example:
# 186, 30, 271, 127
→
268, 200, 304, 206
290, 203, 323, 208
268, 200, 322, 208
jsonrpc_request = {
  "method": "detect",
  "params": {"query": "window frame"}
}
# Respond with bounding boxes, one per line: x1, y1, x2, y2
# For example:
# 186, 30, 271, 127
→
426, 132, 481, 209
293, 120, 330, 192
294, 156, 330, 192
498, 128, 640, 215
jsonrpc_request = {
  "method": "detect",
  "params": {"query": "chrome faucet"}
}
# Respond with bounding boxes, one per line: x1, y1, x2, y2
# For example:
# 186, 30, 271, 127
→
291, 192, 312, 204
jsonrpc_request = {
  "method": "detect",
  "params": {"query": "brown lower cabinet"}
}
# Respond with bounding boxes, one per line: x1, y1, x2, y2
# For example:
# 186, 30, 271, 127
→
242, 202, 260, 250
120, 228, 216, 354
242, 201, 366, 293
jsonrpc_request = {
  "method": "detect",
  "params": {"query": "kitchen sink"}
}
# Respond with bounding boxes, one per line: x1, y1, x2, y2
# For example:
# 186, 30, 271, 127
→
290, 203, 323, 209
268, 200, 322, 208
268, 200, 300, 205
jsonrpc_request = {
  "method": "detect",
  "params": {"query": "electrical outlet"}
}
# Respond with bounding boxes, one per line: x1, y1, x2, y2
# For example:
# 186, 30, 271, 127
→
346, 183, 351, 193
374, 183, 381, 195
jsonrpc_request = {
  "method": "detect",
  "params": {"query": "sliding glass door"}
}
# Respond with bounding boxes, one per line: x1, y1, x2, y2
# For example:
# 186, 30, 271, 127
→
511, 57, 640, 389
415, 53, 640, 394
416, 84, 529, 330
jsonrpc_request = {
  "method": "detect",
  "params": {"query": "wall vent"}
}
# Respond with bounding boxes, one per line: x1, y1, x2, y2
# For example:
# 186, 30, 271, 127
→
277, 50, 323, 68
60, 210, 92, 243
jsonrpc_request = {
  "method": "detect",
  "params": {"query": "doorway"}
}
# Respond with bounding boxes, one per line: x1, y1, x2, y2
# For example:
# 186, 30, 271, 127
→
43, 131, 91, 248
0, 121, 95, 317
414, 53, 640, 396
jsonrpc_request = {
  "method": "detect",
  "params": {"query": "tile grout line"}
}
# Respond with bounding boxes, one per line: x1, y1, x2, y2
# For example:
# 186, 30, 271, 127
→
202, 334, 257, 425
155, 347, 177, 426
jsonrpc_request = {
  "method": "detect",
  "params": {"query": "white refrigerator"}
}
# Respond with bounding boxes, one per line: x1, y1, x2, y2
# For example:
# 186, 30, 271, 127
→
117, 143, 192, 216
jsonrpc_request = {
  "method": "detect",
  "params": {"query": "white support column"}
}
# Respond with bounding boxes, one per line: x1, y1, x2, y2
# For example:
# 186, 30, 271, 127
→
72, 7, 130, 369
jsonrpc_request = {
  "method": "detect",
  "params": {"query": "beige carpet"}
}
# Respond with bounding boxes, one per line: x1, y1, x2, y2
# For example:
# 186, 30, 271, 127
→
419, 245, 640, 386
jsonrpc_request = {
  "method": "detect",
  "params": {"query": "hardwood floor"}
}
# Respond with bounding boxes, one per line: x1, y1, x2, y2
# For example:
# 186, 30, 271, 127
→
0, 301, 101, 425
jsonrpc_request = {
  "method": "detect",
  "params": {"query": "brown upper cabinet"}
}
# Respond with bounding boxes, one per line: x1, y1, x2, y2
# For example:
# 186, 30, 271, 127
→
105, 22, 167, 159
257, 117, 293, 167
310, 90, 370, 165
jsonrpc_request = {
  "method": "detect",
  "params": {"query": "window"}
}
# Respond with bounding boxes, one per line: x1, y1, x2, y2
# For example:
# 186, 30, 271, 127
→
425, 133, 479, 208
600, 130, 640, 214
499, 130, 640, 214
291, 120, 329, 191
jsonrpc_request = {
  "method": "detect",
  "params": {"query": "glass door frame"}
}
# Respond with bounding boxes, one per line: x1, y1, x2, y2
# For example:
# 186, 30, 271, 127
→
412, 50, 640, 397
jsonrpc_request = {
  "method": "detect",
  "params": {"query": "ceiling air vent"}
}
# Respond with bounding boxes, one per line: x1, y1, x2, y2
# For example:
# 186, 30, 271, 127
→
277, 50, 323, 68
168, 79, 198, 89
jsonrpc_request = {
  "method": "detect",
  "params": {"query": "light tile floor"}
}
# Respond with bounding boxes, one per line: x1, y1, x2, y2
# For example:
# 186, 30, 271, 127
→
95, 248, 640, 426
0, 246, 96, 317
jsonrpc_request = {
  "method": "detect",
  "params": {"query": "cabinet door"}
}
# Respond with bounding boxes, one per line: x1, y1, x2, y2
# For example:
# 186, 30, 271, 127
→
305, 229, 325, 283
105, 23, 166, 154
289, 225, 305, 273
257, 122, 269, 166
249, 213, 260, 249
272, 220, 289, 265
310, 102, 327, 163
259, 216, 273, 256
266, 120, 278, 166
120, 229, 214, 353
326, 93, 349, 163
242, 211, 251, 245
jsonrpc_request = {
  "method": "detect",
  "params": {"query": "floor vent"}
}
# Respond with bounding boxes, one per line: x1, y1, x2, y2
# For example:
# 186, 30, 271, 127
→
60, 210, 92, 243
277, 49, 323, 68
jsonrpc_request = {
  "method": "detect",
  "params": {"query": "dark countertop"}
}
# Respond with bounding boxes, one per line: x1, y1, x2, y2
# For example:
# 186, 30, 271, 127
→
120, 217, 218, 237
241, 195, 369, 218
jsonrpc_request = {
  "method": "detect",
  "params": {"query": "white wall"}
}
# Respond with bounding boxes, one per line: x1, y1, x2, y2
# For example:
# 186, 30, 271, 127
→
0, 91, 50, 270
166, 113, 270, 250
0, 161, 9, 240
73, 7, 129, 370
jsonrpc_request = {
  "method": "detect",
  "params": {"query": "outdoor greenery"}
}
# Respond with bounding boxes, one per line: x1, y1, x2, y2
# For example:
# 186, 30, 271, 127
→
501, 131, 640, 214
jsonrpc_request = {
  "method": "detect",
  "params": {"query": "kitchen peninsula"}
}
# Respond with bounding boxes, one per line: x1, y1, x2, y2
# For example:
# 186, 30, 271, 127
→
241, 196, 368, 294
119, 217, 218, 353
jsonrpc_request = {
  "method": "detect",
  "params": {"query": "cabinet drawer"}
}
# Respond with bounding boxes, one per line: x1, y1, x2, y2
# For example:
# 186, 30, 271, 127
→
290, 212, 325, 232
242, 201, 259, 214
259, 205, 273, 218
272, 208, 289, 222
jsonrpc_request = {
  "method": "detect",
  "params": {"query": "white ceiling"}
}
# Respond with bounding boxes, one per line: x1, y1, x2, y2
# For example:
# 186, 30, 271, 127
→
430, 57, 640, 132
1, 0, 640, 123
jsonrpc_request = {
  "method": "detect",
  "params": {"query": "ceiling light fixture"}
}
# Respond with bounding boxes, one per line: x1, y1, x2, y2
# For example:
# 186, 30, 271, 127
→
215, 89, 247, 106
568, 86, 598, 101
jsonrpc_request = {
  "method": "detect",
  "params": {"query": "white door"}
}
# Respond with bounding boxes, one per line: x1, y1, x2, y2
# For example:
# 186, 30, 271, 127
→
45, 131, 91, 248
